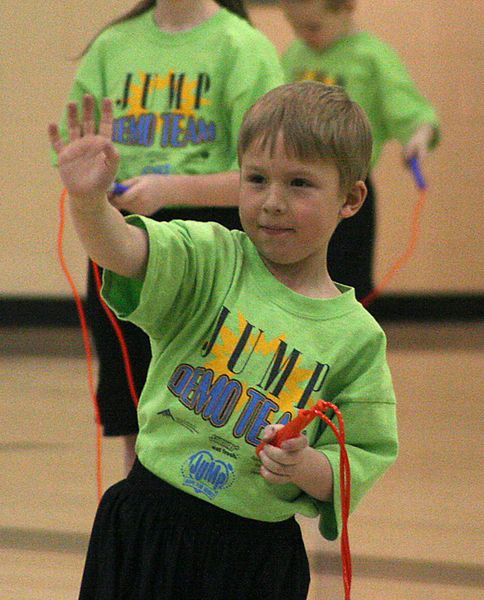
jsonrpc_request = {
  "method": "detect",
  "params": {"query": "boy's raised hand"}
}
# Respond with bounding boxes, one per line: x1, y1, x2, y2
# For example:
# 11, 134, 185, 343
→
48, 95, 119, 203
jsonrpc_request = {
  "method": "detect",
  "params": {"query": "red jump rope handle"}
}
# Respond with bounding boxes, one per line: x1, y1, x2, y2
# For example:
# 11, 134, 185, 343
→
256, 400, 326, 456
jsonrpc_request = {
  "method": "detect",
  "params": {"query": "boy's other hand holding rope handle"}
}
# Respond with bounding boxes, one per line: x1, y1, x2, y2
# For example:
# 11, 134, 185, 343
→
257, 419, 334, 503
258, 423, 310, 483
48, 95, 148, 281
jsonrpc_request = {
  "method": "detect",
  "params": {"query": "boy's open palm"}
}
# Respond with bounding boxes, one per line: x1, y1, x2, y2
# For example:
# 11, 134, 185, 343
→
48, 95, 119, 202
48, 95, 148, 280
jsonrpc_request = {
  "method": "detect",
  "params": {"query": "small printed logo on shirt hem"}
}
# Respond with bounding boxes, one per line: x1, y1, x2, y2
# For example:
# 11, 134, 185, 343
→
181, 450, 235, 499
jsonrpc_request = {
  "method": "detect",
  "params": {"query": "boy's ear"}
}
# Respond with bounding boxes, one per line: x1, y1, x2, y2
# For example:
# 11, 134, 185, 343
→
339, 180, 367, 219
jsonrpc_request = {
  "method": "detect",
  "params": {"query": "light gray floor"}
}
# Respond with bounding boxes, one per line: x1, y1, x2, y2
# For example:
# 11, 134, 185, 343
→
1, 323, 483, 599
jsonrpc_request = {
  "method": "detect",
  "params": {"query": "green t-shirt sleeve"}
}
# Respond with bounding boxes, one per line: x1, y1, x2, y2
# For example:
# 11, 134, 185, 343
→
312, 330, 398, 540
101, 218, 237, 340
68, 38, 107, 103
222, 35, 284, 170
373, 41, 440, 147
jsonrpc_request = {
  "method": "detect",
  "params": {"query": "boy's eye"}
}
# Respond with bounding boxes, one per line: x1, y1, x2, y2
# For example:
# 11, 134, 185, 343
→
246, 173, 265, 184
291, 178, 312, 187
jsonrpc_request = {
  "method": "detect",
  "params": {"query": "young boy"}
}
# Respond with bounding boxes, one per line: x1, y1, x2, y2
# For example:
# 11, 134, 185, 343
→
279, 0, 440, 300
49, 82, 398, 599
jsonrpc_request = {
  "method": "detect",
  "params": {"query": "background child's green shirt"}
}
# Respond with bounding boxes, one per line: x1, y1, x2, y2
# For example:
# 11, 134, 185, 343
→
282, 32, 439, 166
102, 218, 398, 540
54, 8, 283, 179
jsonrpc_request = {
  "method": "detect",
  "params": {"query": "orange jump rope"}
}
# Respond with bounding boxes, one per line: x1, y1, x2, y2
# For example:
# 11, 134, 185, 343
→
362, 157, 428, 306
57, 157, 426, 600
256, 400, 352, 599
57, 189, 139, 500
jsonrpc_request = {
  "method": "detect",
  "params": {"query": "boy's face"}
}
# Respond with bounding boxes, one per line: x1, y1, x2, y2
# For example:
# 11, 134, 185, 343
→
239, 134, 347, 281
280, 0, 351, 52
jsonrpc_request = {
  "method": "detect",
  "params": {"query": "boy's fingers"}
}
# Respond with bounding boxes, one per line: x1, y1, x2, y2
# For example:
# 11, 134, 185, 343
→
262, 425, 276, 441
260, 452, 297, 479
120, 177, 138, 187
82, 95, 96, 135
98, 98, 114, 139
103, 140, 119, 165
47, 123, 64, 154
281, 434, 308, 451
67, 102, 81, 141
264, 443, 301, 464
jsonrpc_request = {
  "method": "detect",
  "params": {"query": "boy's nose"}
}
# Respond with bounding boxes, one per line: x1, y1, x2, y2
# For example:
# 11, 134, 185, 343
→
262, 185, 286, 213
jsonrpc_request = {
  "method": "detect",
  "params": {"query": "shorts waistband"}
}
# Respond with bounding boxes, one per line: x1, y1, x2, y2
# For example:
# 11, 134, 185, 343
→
127, 458, 298, 536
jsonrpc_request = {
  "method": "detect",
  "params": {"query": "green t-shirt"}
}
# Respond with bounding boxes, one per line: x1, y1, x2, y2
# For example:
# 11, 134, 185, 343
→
55, 8, 284, 178
282, 32, 439, 166
102, 219, 398, 540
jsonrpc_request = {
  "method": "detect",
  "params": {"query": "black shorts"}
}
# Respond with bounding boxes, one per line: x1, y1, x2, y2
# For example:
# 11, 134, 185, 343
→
86, 207, 242, 436
327, 177, 376, 301
79, 459, 310, 600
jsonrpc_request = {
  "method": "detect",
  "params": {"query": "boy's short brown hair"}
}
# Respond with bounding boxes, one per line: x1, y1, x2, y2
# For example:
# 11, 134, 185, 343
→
238, 81, 372, 192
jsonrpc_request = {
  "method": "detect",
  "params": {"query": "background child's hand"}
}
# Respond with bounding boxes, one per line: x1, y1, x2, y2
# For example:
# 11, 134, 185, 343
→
258, 424, 309, 485
402, 123, 435, 165
48, 95, 119, 203
110, 175, 169, 215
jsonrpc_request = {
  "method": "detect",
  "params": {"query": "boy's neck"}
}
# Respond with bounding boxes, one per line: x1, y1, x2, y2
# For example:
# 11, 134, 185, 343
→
341, 20, 358, 39
261, 257, 341, 299
328, 16, 358, 49
154, 0, 220, 32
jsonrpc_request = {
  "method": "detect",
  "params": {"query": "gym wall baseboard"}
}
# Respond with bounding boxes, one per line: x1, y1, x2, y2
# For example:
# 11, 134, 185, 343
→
1, 294, 482, 327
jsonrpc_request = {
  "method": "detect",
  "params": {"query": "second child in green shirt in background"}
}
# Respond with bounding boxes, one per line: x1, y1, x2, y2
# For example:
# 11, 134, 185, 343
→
280, 0, 440, 301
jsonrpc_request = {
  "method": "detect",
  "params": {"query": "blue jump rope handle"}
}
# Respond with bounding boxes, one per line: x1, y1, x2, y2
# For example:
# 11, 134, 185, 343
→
110, 182, 130, 195
409, 156, 427, 190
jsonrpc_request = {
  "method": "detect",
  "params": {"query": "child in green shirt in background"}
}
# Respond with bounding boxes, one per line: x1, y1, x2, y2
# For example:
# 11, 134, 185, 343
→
53, 0, 284, 472
280, 0, 439, 301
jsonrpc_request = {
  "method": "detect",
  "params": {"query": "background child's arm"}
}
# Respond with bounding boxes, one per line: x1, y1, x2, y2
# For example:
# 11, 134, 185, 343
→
48, 95, 148, 279
110, 171, 241, 216
402, 122, 437, 164
258, 426, 333, 501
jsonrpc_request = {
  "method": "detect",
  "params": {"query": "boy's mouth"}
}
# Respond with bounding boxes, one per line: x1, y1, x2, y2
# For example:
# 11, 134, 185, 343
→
258, 224, 295, 237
